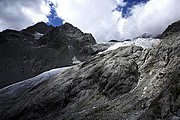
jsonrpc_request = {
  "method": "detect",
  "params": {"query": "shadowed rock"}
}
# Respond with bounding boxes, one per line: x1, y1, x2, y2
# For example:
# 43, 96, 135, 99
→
0, 22, 96, 89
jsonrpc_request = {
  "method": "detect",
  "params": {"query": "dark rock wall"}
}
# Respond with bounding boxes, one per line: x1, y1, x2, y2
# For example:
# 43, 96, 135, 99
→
0, 22, 96, 89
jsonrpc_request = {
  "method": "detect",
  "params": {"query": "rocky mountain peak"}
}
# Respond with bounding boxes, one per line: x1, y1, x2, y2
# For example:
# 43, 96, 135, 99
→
58, 22, 86, 39
161, 20, 180, 38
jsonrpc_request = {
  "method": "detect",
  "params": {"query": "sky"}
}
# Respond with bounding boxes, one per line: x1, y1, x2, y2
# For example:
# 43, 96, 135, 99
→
0, 0, 180, 42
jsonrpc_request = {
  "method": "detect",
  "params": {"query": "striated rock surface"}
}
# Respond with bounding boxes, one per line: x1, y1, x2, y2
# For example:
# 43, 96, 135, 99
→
0, 45, 140, 120
0, 20, 180, 120
0, 22, 96, 89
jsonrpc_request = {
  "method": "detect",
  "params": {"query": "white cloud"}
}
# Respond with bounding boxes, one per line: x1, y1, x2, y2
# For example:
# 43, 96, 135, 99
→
0, 0, 51, 31
49, 0, 180, 42
119, 0, 180, 39
48, 0, 123, 42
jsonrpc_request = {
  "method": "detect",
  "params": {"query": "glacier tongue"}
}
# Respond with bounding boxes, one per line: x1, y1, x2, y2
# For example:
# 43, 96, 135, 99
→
0, 66, 72, 99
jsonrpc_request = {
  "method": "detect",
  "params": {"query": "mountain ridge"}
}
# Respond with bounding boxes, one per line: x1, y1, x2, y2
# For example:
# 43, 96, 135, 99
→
0, 22, 97, 89
0, 20, 180, 120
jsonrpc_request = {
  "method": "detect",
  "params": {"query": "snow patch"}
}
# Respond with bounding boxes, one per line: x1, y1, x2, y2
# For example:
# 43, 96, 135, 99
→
68, 45, 73, 49
34, 32, 44, 40
142, 86, 148, 97
100, 38, 160, 54
0, 66, 72, 98
143, 86, 148, 91
72, 56, 81, 64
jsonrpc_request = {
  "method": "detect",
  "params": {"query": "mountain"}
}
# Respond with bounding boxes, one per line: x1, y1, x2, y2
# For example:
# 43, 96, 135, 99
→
161, 20, 180, 38
0, 22, 97, 89
0, 20, 180, 120
37, 23, 97, 61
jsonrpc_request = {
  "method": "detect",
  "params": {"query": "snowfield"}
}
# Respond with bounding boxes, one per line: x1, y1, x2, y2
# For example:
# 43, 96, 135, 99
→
100, 38, 160, 54
33, 32, 44, 40
72, 56, 81, 64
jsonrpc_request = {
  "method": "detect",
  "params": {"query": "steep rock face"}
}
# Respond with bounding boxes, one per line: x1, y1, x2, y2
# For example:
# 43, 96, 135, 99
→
0, 21, 179, 120
139, 32, 180, 120
38, 23, 96, 61
0, 22, 96, 89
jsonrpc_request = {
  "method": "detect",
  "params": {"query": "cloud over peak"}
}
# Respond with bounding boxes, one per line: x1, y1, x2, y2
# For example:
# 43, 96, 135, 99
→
0, 0, 180, 43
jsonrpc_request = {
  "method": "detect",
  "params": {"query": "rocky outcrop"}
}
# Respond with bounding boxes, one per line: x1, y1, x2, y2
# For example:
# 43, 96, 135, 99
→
0, 22, 96, 89
0, 20, 179, 120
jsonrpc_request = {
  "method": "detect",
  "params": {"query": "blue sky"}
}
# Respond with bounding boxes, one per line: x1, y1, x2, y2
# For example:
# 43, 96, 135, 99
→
46, 2, 63, 26
121, 0, 149, 17
47, 0, 149, 27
